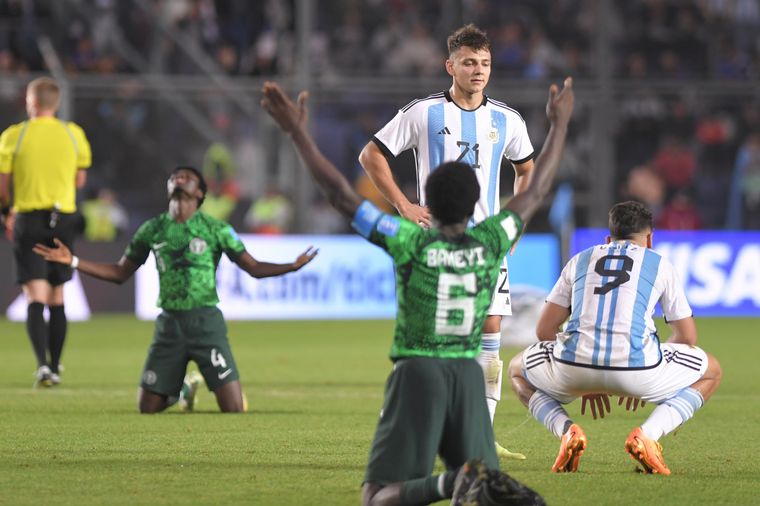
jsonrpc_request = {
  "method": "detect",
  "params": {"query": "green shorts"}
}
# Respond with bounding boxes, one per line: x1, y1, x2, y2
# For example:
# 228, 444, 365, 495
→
364, 357, 498, 485
140, 306, 240, 397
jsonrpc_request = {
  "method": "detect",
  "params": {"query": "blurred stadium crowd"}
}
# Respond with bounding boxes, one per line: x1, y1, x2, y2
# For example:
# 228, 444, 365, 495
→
1, 0, 759, 234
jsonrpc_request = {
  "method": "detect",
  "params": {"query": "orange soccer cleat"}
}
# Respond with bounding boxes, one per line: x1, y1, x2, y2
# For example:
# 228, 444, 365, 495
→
551, 423, 588, 473
624, 427, 671, 475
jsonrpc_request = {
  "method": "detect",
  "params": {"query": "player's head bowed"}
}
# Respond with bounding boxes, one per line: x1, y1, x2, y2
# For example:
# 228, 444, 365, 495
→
425, 161, 480, 225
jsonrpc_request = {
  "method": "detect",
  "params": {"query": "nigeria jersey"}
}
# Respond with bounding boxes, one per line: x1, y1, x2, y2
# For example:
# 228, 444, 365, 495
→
125, 211, 246, 310
547, 241, 692, 370
352, 201, 524, 360
372, 90, 534, 224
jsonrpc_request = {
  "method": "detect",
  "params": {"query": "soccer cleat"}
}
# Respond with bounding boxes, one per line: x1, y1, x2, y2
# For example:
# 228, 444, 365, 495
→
451, 459, 488, 506
178, 371, 204, 412
452, 462, 546, 506
495, 442, 526, 460
551, 423, 587, 473
50, 372, 61, 386
33, 365, 54, 388
624, 427, 671, 475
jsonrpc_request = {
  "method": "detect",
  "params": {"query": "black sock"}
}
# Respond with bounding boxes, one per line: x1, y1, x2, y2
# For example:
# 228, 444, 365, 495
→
26, 302, 48, 367
48, 305, 67, 374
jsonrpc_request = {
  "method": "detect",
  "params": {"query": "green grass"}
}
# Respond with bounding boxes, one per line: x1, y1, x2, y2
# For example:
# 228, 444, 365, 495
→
0, 316, 757, 505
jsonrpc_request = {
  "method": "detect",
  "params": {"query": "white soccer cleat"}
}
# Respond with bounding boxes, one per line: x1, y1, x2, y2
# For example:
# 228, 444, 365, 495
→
178, 371, 204, 412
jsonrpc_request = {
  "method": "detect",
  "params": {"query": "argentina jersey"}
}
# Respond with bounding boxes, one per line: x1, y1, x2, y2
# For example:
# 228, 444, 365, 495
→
547, 242, 693, 370
372, 91, 534, 224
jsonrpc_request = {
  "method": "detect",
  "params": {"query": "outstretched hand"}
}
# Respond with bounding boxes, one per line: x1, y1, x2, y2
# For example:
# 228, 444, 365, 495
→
398, 202, 431, 228
260, 82, 309, 134
293, 246, 319, 270
546, 77, 574, 127
581, 393, 611, 419
32, 238, 73, 265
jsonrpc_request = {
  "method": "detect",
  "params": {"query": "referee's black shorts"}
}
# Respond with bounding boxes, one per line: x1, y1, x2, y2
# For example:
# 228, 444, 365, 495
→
13, 210, 80, 286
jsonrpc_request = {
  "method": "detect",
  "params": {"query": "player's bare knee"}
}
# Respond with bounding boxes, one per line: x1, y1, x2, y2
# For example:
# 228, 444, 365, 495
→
507, 352, 524, 379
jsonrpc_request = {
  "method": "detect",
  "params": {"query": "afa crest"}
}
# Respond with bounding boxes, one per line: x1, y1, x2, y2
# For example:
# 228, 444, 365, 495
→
488, 128, 499, 143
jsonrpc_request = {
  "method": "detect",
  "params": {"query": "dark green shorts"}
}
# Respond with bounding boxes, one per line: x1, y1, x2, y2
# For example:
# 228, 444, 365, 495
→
364, 357, 498, 485
140, 306, 240, 397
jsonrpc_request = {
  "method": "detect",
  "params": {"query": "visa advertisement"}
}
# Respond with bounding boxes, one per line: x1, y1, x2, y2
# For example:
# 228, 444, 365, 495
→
135, 234, 559, 320
572, 230, 760, 317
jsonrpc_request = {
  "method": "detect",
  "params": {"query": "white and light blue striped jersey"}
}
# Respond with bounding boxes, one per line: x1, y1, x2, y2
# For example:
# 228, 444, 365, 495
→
547, 241, 692, 370
372, 90, 534, 225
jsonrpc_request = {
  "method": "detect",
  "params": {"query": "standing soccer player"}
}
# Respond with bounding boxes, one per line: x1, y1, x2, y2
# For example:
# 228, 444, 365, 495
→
33, 166, 317, 413
359, 24, 534, 458
508, 201, 722, 474
0, 77, 91, 387
260, 76, 572, 505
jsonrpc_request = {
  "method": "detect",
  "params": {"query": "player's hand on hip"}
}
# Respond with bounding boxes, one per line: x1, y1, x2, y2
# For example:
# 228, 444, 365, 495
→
546, 77, 574, 127
32, 238, 72, 265
581, 393, 611, 419
399, 202, 431, 228
618, 396, 646, 412
293, 246, 319, 270
260, 82, 309, 134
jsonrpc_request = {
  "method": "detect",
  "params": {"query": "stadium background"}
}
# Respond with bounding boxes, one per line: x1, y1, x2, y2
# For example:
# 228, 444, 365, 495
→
2, 0, 759, 317
2, 3, 759, 505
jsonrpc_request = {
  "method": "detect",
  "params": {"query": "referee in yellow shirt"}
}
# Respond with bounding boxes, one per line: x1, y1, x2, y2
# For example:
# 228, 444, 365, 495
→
0, 77, 92, 387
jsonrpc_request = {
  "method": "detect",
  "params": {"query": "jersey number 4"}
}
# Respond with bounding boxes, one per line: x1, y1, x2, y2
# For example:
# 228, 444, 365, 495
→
593, 255, 633, 295
436, 272, 476, 336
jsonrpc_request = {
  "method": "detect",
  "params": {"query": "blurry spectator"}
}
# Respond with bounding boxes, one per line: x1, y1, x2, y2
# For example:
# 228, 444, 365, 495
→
202, 179, 239, 223
383, 21, 442, 76
305, 195, 348, 235
81, 187, 128, 241
652, 135, 696, 190
244, 184, 293, 234
624, 165, 665, 217
656, 190, 702, 230
727, 131, 760, 229
493, 21, 527, 76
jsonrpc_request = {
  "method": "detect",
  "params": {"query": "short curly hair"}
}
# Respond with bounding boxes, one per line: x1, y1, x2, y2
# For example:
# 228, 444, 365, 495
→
608, 201, 653, 239
425, 162, 480, 225
447, 24, 491, 55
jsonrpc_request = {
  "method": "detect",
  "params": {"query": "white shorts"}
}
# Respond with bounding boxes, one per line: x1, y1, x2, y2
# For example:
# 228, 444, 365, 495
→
488, 260, 512, 317
521, 341, 708, 405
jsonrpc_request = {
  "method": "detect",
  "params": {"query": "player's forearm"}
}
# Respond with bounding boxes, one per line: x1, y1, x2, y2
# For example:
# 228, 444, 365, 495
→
358, 143, 410, 211
288, 127, 361, 218
76, 259, 134, 284
504, 123, 568, 222
0, 173, 11, 207
244, 261, 300, 279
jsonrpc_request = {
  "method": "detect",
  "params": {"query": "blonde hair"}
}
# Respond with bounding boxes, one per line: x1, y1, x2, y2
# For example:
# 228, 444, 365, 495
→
27, 77, 60, 112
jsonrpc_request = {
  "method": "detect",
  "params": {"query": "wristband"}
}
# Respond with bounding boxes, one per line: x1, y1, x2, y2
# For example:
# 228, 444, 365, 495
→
70, 256, 80, 269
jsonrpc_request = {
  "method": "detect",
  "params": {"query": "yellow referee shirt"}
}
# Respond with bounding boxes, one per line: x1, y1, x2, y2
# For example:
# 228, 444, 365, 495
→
0, 117, 91, 213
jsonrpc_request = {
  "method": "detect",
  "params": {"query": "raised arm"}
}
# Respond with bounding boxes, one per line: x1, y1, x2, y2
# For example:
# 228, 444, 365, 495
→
33, 238, 139, 284
232, 248, 317, 279
359, 142, 430, 226
260, 82, 362, 219
505, 77, 574, 224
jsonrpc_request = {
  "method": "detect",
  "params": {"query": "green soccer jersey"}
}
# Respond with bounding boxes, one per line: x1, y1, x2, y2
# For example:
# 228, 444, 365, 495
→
125, 211, 246, 310
352, 201, 524, 360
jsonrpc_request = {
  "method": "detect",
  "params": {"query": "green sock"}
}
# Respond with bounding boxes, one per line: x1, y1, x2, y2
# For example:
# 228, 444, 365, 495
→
399, 470, 457, 504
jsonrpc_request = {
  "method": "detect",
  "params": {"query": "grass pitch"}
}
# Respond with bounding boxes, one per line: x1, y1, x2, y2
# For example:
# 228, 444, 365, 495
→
0, 316, 757, 505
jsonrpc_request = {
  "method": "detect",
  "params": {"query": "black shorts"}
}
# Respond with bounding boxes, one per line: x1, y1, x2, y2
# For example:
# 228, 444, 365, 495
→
13, 210, 80, 286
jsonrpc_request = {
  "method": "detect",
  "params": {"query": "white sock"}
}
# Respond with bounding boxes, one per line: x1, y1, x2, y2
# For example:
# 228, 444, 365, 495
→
477, 333, 502, 426
486, 398, 497, 424
528, 391, 571, 439
641, 387, 704, 441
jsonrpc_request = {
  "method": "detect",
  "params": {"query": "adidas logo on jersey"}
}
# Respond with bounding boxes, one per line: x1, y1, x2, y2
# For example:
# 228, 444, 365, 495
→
437, 127, 451, 135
